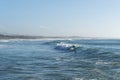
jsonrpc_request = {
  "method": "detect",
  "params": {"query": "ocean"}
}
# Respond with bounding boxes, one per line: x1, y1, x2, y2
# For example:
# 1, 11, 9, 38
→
0, 39, 120, 80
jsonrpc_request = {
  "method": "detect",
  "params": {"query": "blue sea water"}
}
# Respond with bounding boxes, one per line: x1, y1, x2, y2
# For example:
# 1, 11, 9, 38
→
0, 39, 120, 80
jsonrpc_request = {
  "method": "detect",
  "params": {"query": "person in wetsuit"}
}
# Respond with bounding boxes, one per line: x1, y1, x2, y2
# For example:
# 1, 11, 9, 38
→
72, 45, 77, 53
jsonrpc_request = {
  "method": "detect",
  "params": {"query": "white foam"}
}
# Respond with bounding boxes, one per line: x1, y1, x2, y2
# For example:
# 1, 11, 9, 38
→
0, 39, 51, 42
57, 42, 80, 47
0, 40, 10, 42
55, 42, 80, 50
95, 61, 112, 65
0, 39, 24, 42
0, 38, 72, 42
74, 78, 84, 80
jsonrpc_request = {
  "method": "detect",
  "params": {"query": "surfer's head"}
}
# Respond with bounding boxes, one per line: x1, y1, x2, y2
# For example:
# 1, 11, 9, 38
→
72, 45, 75, 48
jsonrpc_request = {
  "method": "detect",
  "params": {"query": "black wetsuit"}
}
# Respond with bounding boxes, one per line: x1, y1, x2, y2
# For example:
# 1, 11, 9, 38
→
72, 45, 77, 53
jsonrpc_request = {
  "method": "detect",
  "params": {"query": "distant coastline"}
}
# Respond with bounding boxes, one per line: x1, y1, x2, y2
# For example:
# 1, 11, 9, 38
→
0, 34, 119, 40
0, 34, 86, 40
0, 34, 39, 39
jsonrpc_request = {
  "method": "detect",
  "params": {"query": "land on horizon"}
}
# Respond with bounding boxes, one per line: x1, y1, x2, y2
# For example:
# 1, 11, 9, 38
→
0, 34, 87, 39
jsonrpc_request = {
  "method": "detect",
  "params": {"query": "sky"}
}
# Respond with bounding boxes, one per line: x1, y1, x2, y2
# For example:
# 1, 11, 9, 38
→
0, 0, 120, 38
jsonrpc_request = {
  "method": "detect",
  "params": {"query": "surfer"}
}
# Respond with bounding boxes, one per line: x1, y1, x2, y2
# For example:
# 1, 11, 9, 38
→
71, 45, 77, 53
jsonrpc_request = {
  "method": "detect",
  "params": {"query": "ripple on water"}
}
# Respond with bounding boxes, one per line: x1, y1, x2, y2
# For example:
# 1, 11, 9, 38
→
0, 39, 120, 80
43, 72, 73, 80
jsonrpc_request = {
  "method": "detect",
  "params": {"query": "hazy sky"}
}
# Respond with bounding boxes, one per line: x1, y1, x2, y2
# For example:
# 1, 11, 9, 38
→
0, 0, 120, 38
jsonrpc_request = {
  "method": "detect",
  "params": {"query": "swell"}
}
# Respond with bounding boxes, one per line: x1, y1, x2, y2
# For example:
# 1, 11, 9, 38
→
43, 40, 120, 61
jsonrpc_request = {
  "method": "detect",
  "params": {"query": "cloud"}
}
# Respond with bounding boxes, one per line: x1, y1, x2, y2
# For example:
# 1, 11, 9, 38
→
39, 25, 48, 29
